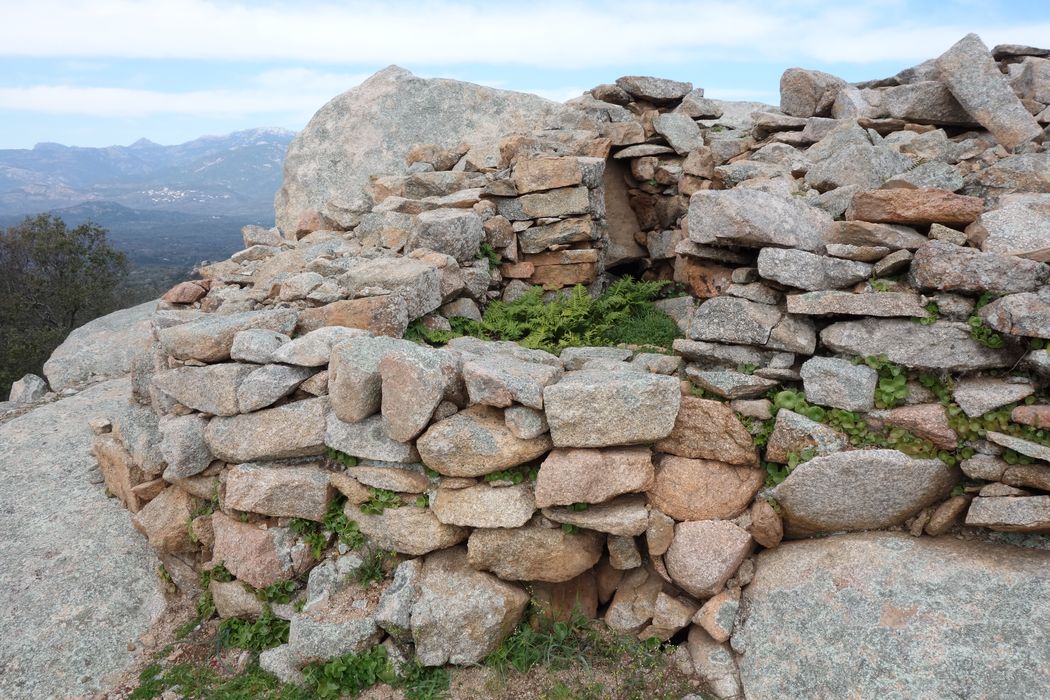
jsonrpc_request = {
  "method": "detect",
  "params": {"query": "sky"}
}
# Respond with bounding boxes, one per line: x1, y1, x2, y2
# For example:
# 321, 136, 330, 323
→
1, 0, 1049, 150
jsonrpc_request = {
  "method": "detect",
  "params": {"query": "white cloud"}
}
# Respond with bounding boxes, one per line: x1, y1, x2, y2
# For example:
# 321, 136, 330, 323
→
0, 0, 1046, 67
0, 69, 370, 117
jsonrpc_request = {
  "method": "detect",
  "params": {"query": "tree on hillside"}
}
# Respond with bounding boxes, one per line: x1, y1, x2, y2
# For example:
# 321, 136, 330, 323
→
0, 214, 128, 396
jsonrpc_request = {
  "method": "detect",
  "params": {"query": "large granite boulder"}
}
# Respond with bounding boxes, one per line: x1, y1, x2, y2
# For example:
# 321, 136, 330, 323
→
43, 300, 157, 390
736, 532, 1050, 699
275, 66, 583, 233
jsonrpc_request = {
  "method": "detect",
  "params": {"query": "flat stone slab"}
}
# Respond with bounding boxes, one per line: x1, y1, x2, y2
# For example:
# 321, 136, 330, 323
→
0, 379, 164, 699
736, 532, 1050, 699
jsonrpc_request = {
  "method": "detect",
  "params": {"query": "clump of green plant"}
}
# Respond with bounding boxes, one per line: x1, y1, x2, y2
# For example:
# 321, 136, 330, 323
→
407, 278, 681, 354
560, 523, 580, 534
913, 301, 939, 326
289, 517, 329, 560
217, 610, 290, 652
740, 414, 776, 448
771, 388, 826, 422
477, 242, 502, 270
256, 580, 297, 605
353, 549, 395, 587
325, 447, 359, 467
360, 488, 403, 515
862, 355, 909, 409
484, 463, 540, 484
131, 662, 312, 700
967, 293, 1005, 348
736, 362, 757, 375
322, 494, 365, 550
870, 277, 893, 292
301, 646, 397, 699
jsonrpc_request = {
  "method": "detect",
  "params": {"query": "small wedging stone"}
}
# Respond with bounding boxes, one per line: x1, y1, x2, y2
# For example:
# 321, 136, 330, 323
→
771, 449, 958, 536
205, 397, 328, 463
158, 309, 298, 362
411, 547, 529, 666
664, 520, 752, 598
800, 356, 877, 412
542, 494, 650, 536
736, 532, 1050, 699
543, 370, 681, 448
467, 525, 604, 583
688, 188, 830, 253
416, 405, 552, 477
820, 319, 1022, 371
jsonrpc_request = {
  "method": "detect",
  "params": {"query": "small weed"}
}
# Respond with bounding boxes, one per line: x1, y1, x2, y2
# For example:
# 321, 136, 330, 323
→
862, 355, 909, 409
484, 463, 539, 484
560, 523, 579, 534
397, 659, 451, 700
913, 301, 939, 326
360, 488, 403, 515
414, 493, 430, 508
477, 242, 502, 270
967, 293, 1005, 348
289, 517, 329, 560
870, 277, 893, 292
318, 494, 366, 550
301, 646, 397, 699
325, 447, 359, 467
217, 610, 290, 652
736, 362, 757, 375
256, 580, 297, 605
568, 502, 589, 512
130, 662, 312, 700
354, 548, 395, 587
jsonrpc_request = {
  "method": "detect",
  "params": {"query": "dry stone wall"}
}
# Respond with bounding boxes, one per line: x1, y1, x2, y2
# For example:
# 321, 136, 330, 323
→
81, 32, 1050, 698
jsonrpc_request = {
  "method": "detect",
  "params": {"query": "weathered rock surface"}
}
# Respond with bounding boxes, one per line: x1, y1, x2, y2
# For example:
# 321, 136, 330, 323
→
158, 309, 298, 363
648, 455, 764, 521
664, 520, 751, 598
736, 532, 1050, 699
210, 512, 309, 588
765, 409, 849, 463
153, 363, 253, 416
968, 200, 1050, 261
534, 447, 654, 507
417, 405, 552, 477
431, 483, 536, 529
965, 496, 1050, 531
654, 396, 757, 466
543, 370, 680, 447
0, 379, 164, 700
688, 189, 830, 252
326, 413, 421, 463
980, 292, 1050, 338
275, 66, 579, 232
689, 297, 817, 354
205, 397, 328, 462
467, 525, 604, 582
936, 33, 1043, 149
821, 319, 1021, 370
542, 494, 650, 536
800, 356, 877, 411
757, 248, 872, 291
847, 188, 984, 226
346, 502, 468, 556
772, 449, 958, 535
411, 547, 529, 665
43, 301, 157, 390
786, 290, 927, 317
911, 240, 1048, 295
953, 377, 1034, 417
224, 463, 332, 522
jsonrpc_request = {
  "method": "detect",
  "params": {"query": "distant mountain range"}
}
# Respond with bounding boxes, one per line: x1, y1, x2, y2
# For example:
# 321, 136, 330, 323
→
0, 127, 296, 276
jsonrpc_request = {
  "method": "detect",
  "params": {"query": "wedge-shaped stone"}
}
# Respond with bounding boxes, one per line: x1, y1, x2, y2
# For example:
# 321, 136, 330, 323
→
980, 292, 1050, 339
688, 189, 830, 253
159, 414, 213, 480
765, 409, 849, 463
328, 336, 416, 423
968, 200, 1050, 262
543, 370, 680, 448
205, 397, 328, 463
689, 297, 816, 354
345, 501, 468, 556
911, 241, 1048, 295
296, 295, 409, 337
408, 209, 484, 262
463, 355, 563, 410
467, 525, 604, 583
847, 188, 983, 226
225, 463, 332, 522
869, 403, 957, 450
288, 593, 383, 665
417, 405, 552, 477
665, 520, 751, 598
158, 309, 298, 362
348, 465, 429, 493
130, 485, 197, 554
271, 327, 368, 367
517, 217, 597, 254
655, 396, 757, 466
936, 33, 1043, 149
379, 345, 458, 442
534, 447, 653, 507
821, 319, 1022, 371
431, 483, 536, 529
685, 367, 780, 400
411, 547, 529, 666
986, 432, 1050, 463
772, 449, 958, 535
341, 258, 442, 319
800, 356, 877, 412
965, 496, 1050, 532
542, 494, 650, 536
648, 455, 764, 521
237, 364, 315, 413
210, 512, 309, 588
757, 248, 871, 291
953, 377, 1035, 418
153, 363, 253, 416
824, 220, 928, 250
786, 291, 928, 317
325, 413, 420, 463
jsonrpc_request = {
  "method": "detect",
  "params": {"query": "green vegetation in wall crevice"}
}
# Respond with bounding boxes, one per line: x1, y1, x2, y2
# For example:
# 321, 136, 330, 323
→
406, 278, 682, 354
